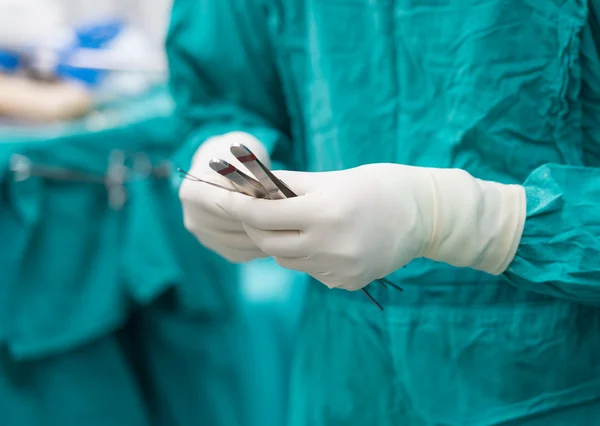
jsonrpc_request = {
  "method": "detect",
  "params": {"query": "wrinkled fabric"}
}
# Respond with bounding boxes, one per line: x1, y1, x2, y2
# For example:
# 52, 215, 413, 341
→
0, 88, 238, 357
0, 87, 247, 425
165, 0, 295, 173
167, 0, 600, 424
0, 298, 248, 426
288, 287, 600, 426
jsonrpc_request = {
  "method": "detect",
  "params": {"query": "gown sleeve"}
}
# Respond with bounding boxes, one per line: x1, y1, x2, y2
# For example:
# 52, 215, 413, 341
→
165, 0, 292, 171
504, 2, 600, 304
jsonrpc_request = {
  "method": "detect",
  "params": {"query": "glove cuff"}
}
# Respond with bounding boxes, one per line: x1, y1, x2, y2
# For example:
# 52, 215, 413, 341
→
423, 168, 526, 275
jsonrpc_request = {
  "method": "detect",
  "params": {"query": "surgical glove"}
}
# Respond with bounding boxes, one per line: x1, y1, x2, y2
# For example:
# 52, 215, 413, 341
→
216, 164, 526, 290
179, 131, 271, 263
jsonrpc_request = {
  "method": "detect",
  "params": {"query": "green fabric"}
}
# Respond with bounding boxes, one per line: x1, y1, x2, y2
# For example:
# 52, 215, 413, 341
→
288, 288, 600, 426
0, 298, 248, 426
169, 0, 600, 424
0, 332, 149, 426
165, 0, 295, 174
0, 87, 247, 425
0, 87, 238, 359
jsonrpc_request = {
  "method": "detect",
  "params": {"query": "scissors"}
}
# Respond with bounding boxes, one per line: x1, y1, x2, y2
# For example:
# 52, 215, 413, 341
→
179, 143, 403, 310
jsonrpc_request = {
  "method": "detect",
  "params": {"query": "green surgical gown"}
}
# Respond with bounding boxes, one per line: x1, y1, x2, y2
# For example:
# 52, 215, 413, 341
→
167, 0, 600, 424
0, 88, 247, 426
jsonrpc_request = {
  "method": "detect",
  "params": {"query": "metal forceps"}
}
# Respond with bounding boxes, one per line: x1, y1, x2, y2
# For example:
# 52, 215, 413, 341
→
178, 143, 403, 310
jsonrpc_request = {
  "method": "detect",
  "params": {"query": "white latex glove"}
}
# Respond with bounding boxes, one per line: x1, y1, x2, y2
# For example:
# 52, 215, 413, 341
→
179, 131, 271, 263
216, 164, 526, 290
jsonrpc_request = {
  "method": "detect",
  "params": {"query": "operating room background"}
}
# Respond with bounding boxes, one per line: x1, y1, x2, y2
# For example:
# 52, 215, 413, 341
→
60, 0, 173, 45
62, 2, 310, 416
0, 1, 306, 425
43, 0, 309, 333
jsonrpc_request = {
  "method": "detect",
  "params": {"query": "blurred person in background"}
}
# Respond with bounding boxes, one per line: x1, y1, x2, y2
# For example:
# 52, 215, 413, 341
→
175, 0, 600, 425
0, 1, 274, 425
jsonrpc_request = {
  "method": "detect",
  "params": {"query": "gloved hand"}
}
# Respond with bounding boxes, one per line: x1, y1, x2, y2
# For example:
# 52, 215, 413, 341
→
179, 131, 271, 263
216, 164, 526, 290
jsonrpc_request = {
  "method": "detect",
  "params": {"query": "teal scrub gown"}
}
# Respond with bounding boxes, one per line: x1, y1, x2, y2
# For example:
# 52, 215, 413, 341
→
167, 0, 600, 424
0, 88, 247, 426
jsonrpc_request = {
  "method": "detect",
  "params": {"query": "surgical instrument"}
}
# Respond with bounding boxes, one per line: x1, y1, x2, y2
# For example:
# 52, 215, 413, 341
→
208, 158, 271, 199
378, 277, 404, 293
230, 143, 296, 199
178, 168, 249, 195
180, 146, 403, 310
226, 144, 403, 310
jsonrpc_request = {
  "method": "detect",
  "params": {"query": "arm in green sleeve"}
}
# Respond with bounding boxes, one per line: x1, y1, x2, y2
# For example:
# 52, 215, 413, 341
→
165, 0, 292, 171
504, 4, 600, 304
505, 165, 600, 304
